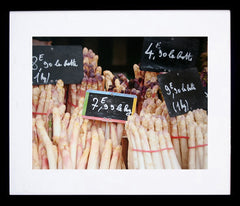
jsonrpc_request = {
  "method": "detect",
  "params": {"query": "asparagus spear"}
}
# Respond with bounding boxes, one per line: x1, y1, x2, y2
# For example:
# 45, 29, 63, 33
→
36, 116, 57, 169
99, 139, 113, 169
110, 145, 122, 169
87, 126, 100, 169
139, 126, 154, 169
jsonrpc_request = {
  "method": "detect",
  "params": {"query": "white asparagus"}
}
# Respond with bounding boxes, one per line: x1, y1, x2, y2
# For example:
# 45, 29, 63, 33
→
196, 125, 204, 169
67, 107, 80, 141
87, 127, 100, 169
202, 125, 208, 169
170, 117, 182, 167
139, 126, 154, 169
163, 128, 181, 169
187, 122, 196, 169
110, 145, 121, 169
110, 123, 119, 149
61, 145, 73, 169
77, 147, 90, 169
52, 107, 61, 144
70, 117, 83, 168
98, 127, 106, 156
177, 115, 189, 169
148, 130, 164, 169
80, 119, 89, 149
100, 139, 113, 169
36, 116, 57, 169
117, 123, 124, 143
32, 142, 40, 169
157, 130, 172, 169
129, 122, 145, 169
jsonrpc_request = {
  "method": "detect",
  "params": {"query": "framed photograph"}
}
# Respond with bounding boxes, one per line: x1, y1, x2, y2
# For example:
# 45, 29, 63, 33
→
9, 10, 230, 195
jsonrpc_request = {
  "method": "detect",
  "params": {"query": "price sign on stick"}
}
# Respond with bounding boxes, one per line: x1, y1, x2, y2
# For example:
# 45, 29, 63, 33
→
32, 45, 84, 85
82, 90, 137, 123
157, 68, 207, 117
140, 37, 200, 72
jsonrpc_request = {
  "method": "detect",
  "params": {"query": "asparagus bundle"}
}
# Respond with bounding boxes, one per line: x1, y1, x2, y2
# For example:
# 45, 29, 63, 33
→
32, 79, 66, 139
66, 47, 104, 114
133, 97, 208, 169
103, 64, 160, 114
33, 98, 125, 169
125, 113, 181, 169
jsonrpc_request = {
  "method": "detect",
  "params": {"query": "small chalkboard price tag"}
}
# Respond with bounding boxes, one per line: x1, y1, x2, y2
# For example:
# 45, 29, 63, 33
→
32, 45, 84, 85
82, 90, 137, 123
140, 37, 200, 72
157, 68, 207, 117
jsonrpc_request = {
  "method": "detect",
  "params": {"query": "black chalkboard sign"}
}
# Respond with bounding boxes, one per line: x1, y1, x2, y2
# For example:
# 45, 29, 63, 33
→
32, 45, 84, 85
140, 37, 200, 72
82, 90, 137, 123
157, 68, 207, 117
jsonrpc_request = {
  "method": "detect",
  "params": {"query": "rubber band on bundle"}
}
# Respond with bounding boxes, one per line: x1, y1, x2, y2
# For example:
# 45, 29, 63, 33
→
188, 144, 208, 149
67, 100, 78, 108
171, 136, 190, 139
32, 112, 47, 115
132, 147, 174, 153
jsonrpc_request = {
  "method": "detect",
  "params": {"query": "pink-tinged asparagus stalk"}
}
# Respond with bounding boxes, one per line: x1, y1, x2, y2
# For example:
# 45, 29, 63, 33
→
110, 123, 119, 149
36, 116, 57, 169
61, 145, 73, 169
99, 139, 113, 169
105, 122, 110, 139
110, 145, 122, 169
60, 112, 70, 139
32, 142, 40, 169
32, 86, 41, 116
70, 117, 83, 169
58, 149, 63, 169
177, 115, 189, 169
52, 107, 61, 145
139, 126, 154, 169
56, 79, 65, 106
116, 146, 123, 169
76, 84, 81, 105
85, 131, 92, 149
36, 90, 46, 117
80, 119, 89, 149
117, 123, 124, 145
67, 107, 80, 142
98, 127, 106, 156
43, 84, 52, 126
87, 127, 100, 169
39, 145, 49, 169
32, 118, 38, 145
70, 84, 77, 114
76, 141, 83, 168
77, 147, 90, 169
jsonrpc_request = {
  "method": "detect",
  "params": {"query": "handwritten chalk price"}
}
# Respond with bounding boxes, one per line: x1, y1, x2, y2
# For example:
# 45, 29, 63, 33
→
157, 68, 207, 117
144, 42, 193, 62
140, 37, 200, 72
32, 46, 84, 85
90, 96, 132, 116
82, 90, 137, 123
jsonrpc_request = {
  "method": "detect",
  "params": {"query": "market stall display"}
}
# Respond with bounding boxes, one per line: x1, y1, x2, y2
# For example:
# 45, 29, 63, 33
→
32, 44, 208, 169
